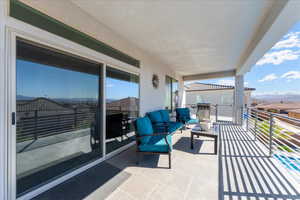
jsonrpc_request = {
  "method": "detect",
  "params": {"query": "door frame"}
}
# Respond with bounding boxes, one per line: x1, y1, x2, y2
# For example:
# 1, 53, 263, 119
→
5, 22, 139, 200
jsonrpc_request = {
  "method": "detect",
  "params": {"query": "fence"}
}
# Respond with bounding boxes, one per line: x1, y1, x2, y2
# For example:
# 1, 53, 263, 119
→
17, 110, 96, 142
244, 108, 300, 180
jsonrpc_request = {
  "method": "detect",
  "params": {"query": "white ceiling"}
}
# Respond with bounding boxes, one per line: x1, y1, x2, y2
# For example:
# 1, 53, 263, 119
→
19, 0, 300, 78
70, 0, 275, 76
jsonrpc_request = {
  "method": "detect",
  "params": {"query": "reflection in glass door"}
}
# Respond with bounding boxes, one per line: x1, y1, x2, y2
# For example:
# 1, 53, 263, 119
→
16, 39, 103, 196
105, 67, 139, 154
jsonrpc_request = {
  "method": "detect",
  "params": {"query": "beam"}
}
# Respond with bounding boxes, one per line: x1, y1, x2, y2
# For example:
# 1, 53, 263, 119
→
183, 70, 235, 81
237, 0, 300, 75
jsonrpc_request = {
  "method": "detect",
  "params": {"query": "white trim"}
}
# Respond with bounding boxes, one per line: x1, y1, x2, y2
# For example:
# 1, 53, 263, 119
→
7, 30, 17, 200
102, 64, 107, 157
5, 16, 140, 75
183, 70, 235, 81
16, 141, 135, 200
0, 1, 8, 200
107, 62, 140, 76
17, 157, 105, 200
5, 18, 141, 200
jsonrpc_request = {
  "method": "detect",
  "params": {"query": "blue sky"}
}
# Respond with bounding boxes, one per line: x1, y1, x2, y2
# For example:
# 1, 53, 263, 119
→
17, 60, 99, 99
17, 60, 138, 100
199, 21, 300, 97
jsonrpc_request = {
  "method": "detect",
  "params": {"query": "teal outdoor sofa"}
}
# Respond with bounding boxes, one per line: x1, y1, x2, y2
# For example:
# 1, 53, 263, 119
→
146, 110, 183, 134
175, 108, 199, 128
134, 116, 172, 168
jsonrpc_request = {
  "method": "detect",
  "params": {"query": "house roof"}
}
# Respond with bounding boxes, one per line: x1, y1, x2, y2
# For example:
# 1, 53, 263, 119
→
287, 109, 300, 114
185, 82, 255, 92
255, 103, 300, 111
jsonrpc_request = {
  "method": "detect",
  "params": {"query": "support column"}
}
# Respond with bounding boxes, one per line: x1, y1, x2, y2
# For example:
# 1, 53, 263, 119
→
233, 75, 244, 125
178, 78, 185, 108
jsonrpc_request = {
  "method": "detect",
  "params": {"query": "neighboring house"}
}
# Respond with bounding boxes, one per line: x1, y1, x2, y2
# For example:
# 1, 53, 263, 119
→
255, 103, 300, 114
106, 97, 139, 116
288, 109, 300, 119
185, 82, 255, 117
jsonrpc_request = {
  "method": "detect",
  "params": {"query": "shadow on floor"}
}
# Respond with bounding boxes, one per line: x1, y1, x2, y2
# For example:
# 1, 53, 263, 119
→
32, 162, 130, 200
218, 124, 300, 200
173, 136, 218, 155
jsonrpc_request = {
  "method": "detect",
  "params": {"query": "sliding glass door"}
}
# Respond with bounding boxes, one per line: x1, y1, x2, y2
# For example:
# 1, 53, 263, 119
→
16, 39, 103, 196
105, 67, 139, 154
165, 76, 178, 111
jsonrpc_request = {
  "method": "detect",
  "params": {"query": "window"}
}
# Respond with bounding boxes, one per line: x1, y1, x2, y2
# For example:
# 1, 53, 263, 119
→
105, 67, 139, 154
16, 39, 103, 196
165, 76, 179, 111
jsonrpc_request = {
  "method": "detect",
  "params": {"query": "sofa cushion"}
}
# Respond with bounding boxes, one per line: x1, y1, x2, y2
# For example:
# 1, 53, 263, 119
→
139, 135, 172, 152
176, 108, 191, 122
187, 119, 199, 124
147, 111, 163, 123
159, 110, 170, 123
135, 117, 153, 144
168, 121, 183, 133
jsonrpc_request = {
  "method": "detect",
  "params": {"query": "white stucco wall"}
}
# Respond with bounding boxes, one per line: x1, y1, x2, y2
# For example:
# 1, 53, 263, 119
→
0, 1, 184, 199
18, 0, 183, 116
186, 89, 253, 117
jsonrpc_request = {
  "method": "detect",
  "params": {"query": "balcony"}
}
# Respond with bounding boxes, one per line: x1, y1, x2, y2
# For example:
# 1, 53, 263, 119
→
33, 116, 300, 200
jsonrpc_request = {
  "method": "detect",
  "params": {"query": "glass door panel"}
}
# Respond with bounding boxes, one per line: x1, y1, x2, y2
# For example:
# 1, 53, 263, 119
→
105, 67, 139, 154
16, 39, 103, 196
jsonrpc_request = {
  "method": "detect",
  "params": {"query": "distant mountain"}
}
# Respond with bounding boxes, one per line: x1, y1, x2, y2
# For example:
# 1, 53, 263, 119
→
54, 98, 98, 102
17, 95, 34, 100
253, 94, 300, 103
16, 95, 98, 102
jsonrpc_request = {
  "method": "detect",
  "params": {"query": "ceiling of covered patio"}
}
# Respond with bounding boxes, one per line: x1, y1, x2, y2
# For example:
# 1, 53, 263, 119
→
18, 0, 300, 79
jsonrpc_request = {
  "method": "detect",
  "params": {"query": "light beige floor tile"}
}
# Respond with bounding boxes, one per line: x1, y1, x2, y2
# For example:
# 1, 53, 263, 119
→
148, 183, 185, 200
118, 174, 158, 199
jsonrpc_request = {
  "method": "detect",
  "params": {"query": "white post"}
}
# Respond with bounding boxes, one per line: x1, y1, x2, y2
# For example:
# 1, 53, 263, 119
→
0, 1, 7, 199
233, 75, 244, 125
179, 79, 186, 108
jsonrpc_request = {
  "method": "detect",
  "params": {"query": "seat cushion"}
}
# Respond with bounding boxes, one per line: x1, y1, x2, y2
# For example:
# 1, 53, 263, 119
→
139, 135, 172, 152
168, 121, 183, 133
159, 109, 170, 123
176, 108, 191, 122
147, 111, 163, 123
135, 117, 153, 144
187, 119, 199, 124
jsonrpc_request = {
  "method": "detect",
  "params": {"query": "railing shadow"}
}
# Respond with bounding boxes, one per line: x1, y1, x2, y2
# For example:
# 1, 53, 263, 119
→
218, 124, 300, 200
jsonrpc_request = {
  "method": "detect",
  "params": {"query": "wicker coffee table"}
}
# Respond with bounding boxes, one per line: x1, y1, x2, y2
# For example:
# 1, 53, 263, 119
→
190, 123, 218, 154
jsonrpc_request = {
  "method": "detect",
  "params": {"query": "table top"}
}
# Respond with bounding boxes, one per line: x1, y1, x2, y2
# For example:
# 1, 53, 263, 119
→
191, 123, 218, 136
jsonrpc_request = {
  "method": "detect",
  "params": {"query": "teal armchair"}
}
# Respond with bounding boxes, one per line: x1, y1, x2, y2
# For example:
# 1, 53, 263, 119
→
147, 110, 183, 134
134, 116, 172, 168
175, 108, 198, 128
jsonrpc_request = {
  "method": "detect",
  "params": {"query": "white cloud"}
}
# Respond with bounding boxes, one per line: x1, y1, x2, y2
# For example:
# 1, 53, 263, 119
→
217, 79, 234, 86
281, 71, 300, 80
106, 84, 114, 88
252, 91, 300, 96
258, 73, 278, 82
256, 50, 300, 66
272, 32, 300, 49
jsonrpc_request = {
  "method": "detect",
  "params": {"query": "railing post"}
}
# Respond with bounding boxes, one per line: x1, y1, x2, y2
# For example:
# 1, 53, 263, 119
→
74, 108, 78, 129
254, 110, 257, 140
34, 110, 38, 140
240, 106, 244, 126
215, 104, 218, 122
246, 107, 249, 131
269, 113, 274, 157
